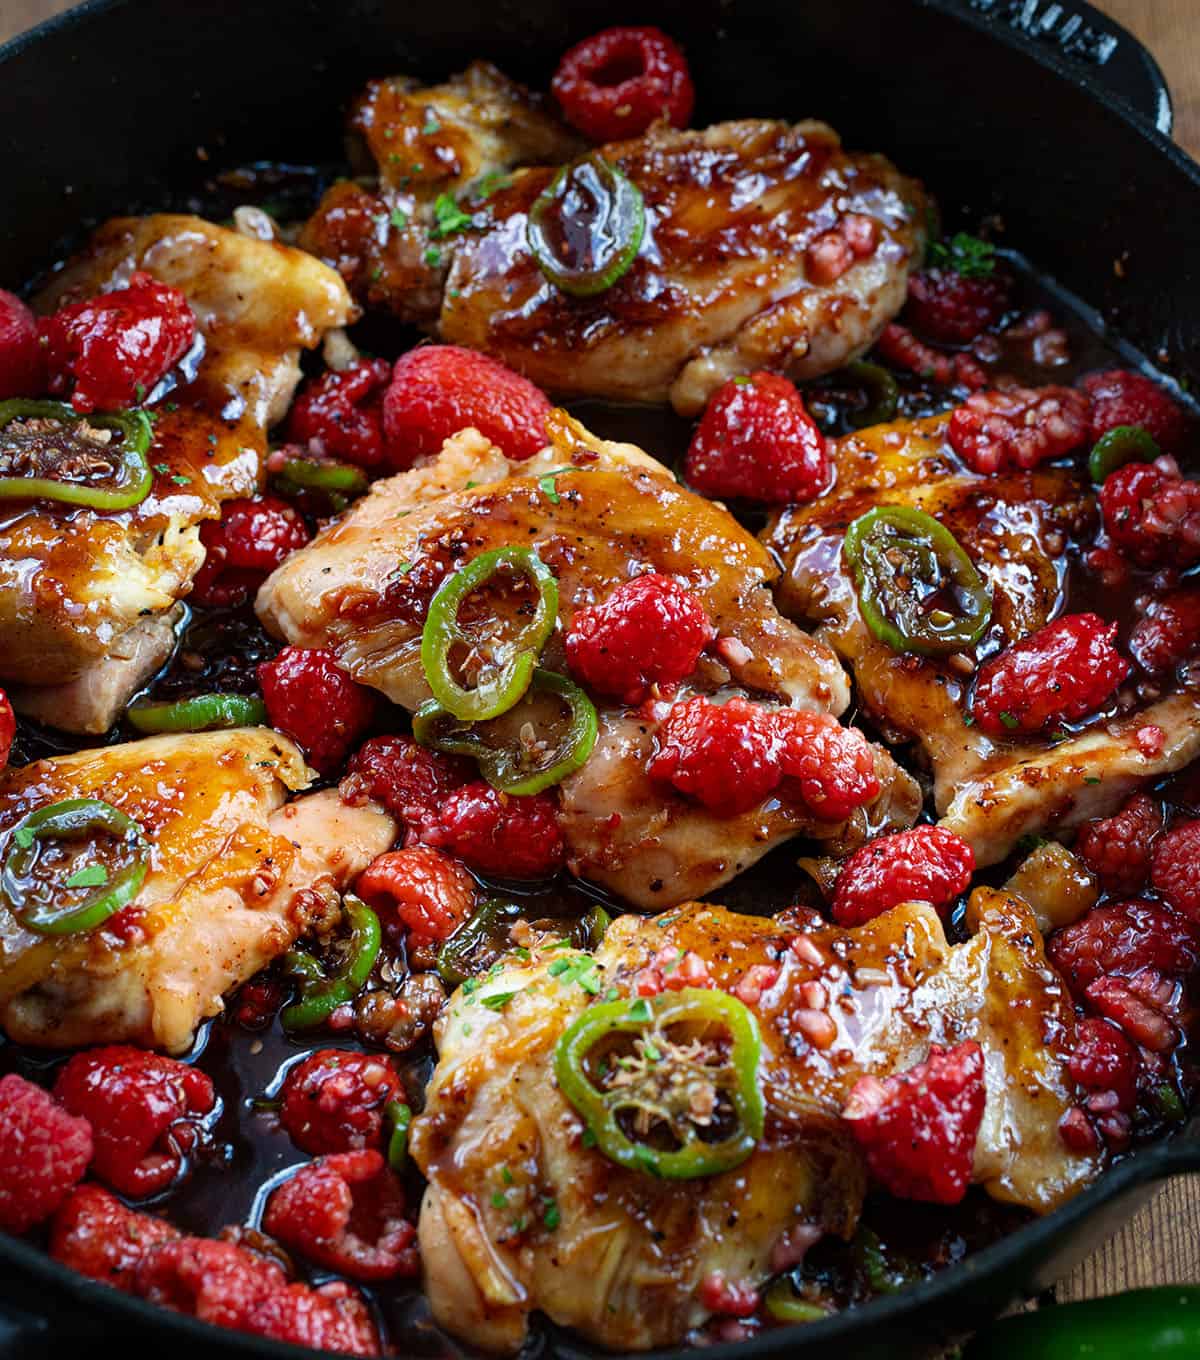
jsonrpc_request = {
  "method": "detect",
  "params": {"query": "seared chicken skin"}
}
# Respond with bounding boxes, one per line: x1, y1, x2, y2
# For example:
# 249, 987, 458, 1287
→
411, 895, 1096, 1352
0, 729, 394, 1053
258, 414, 918, 906
764, 414, 1200, 865
301, 67, 927, 413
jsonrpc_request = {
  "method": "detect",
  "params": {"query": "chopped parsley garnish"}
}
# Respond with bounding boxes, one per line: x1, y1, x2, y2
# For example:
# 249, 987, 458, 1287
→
537, 467, 574, 504
12, 826, 34, 850
389, 206, 409, 230
998, 711, 1020, 730
501, 1165, 514, 1186
431, 193, 477, 239
480, 990, 520, 1012
422, 116, 441, 136
423, 245, 443, 268
928, 231, 996, 279
542, 1198, 561, 1231
153, 463, 170, 476
629, 998, 652, 1023
491, 1190, 508, 1209
64, 864, 108, 890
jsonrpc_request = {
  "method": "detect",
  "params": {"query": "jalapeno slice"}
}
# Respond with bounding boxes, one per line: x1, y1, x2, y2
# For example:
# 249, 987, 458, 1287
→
844, 505, 991, 656
280, 895, 381, 1031
1088, 424, 1159, 483
0, 399, 154, 511
127, 692, 268, 734
420, 546, 559, 722
763, 1279, 829, 1324
437, 898, 524, 988
527, 155, 646, 298
2, 797, 149, 935
554, 987, 764, 1180
413, 667, 596, 795
273, 454, 368, 513
385, 1100, 412, 1172
841, 360, 900, 429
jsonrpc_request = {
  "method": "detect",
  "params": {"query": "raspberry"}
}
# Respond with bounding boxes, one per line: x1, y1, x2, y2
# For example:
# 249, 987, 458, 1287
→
1080, 369, 1189, 456
684, 371, 830, 504
647, 696, 782, 817
970, 613, 1130, 737
947, 384, 1090, 474
356, 846, 476, 945
382, 345, 551, 466
904, 267, 1011, 345
698, 1273, 760, 1319
424, 781, 565, 878
0, 689, 13, 771
287, 359, 392, 470
262, 1149, 418, 1282
1131, 588, 1200, 675
874, 323, 987, 390
565, 573, 715, 703
50, 1184, 179, 1291
1100, 460, 1200, 569
54, 1046, 214, 1198
1150, 820, 1200, 921
258, 646, 377, 773
830, 825, 974, 926
343, 734, 472, 837
190, 495, 311, 608
1047, 899, 1200, 997
40, 272, 196, 414
842, 1041, 986, 1204
245, 1281, 380, 1356
136, 1236, 287, 1329
0, 1074, 92, 1234
1085, 975, 1178, 1053
806, 213, 881, 286
550, 25, 694, 142
1067, 1017, 1140, 1111
1075, 794, 1161, 896
0, 289, 44, 399
278, 1049, 404, 1156
774, 710, 880, 822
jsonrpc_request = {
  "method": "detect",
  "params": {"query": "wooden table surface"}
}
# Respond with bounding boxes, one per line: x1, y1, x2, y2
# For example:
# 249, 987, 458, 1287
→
2, 0, 1199, 1319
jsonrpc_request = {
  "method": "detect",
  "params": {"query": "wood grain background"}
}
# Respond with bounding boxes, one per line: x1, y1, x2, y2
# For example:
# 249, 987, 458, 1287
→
1, 0, 1198, 1310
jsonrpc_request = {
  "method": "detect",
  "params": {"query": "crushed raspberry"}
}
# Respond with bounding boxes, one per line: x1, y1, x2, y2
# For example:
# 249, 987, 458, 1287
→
683, 371, 830, 504
231, 976, 285, 1030
0, 289, 44, 398
136, 1236, 287, 1329
647, 696, 782, 817
245, 1281, 380, 1356
1075, 794, 1161, 896
1080, 369, 1189, 456
774, 709, 880, 822
0, 1074, 92, 1234
970, 613, 1129, 736
843, 1041, 986, 1204
551, 25, 694, 142
0, 689, 13, 772
287, 359, 392, 470
1047, 899, 1200, 997
1059, 1105, 1101, 1156
382, 345, 551, 466
733, 963, 781, 1008
54, 1046, 214, 1199
356, 846, 476, 945
830, 825, 974, 927
565, 573, 715, 704
1085, 975, 1178, 1053
190, 495, 311, 608
50, 1184, 179, 1291
1067, 1017, 1140, 1112
258, 646, 377, 774
699, 1272, 760, 1318
263, 1149, 418, 1282
904, 267, 1011, 345
947, 384, 1089, 474
40, 272, 196, 414
1150, 820, 1200, 921
1102, 457, 1200, 570
343, 734, 472, 838
423, 781, 565, 878
278, 1049, 404, 1156
874, 323, 988, 390
634, 944, 714, 997
806, 213, 880, 286
1131, 588, 1200, 674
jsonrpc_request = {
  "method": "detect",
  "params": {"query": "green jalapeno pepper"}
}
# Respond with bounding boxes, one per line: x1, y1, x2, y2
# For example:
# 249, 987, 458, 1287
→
763, 1279, 829, 1324
1088, 424, 1160, 483
853, 1226, 921, 1295
0, 399, 154, 510
127, 692, 268, 734
844, 504, 991, 656
527, 155, 646, 297
413, 667, 596, 795
2, 797, 149, 936
437, 897, 525, 987
554, 987, 765, 1180
280, 895, 381, 1031
420, 546, 559, 722
272, 454, 368, 513
385, 1100, 412, 1172
841, 360, 900, 429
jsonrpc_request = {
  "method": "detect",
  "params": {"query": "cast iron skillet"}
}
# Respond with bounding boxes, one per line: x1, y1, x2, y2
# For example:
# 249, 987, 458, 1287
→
0, 0, 1198, 1354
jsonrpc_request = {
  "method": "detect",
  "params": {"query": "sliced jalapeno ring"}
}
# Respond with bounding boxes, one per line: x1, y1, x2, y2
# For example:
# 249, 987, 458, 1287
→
437, 898, 524, 988
1088, 424, 1160, 483
763, 1279, 830, 1324
0, 399, 154, 511
280, 895, 381, 1031
844, 505, 991, 656
127, 693, 268, 734
2, 797, 149, 936
420, 546, 558, 722
527, 155, 646, 298
554, 987, 764, 1180
385, 1100, 412, 1172
842, 360, 900, 429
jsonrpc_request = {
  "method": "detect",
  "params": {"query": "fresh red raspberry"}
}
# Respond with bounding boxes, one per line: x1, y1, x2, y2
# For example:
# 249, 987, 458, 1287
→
903, 267, 1011, 345
245, 1280, 380, 1356
1100, 460, 1200, 569
54, 1046, 214, 1199
565, 573, 715, 703
50, 1184, 179, 1291
278, 1049, 403, 1156
874, 323, 988, 390
1047, 899, 1200, 997
262, 1149, 418, 1282
1080, 369, 1189, 456
0, 689, 13, 772
0, 289, 44, 399
684, 371, 830, 504
947, 384, 1089, 474
1085, 975, 1178, 1053
0, 1074, 92, 1234
647, 696, 782, 817
258, 646, 377, 774
190, 495, 311, 608
1067, 1017, 1140, 1111
550, 25, 694, 142
343, 734, 472, 837
424, 781, 565, 878
40, 272, 196, 414
382, 345, 551, 466
842, 1041, 986, 1204
774, 710, 881, 822
356, 846, 476, 945
698, 1272, 760, 1319
1150, 820, 1200, 921
287, 359, 392, 471
1131, 588, 1200, 674
1075, 794, 1161, 896
969, 613, 1130, 736
830, 825, 974, 926
135, 1236, 287, 1329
